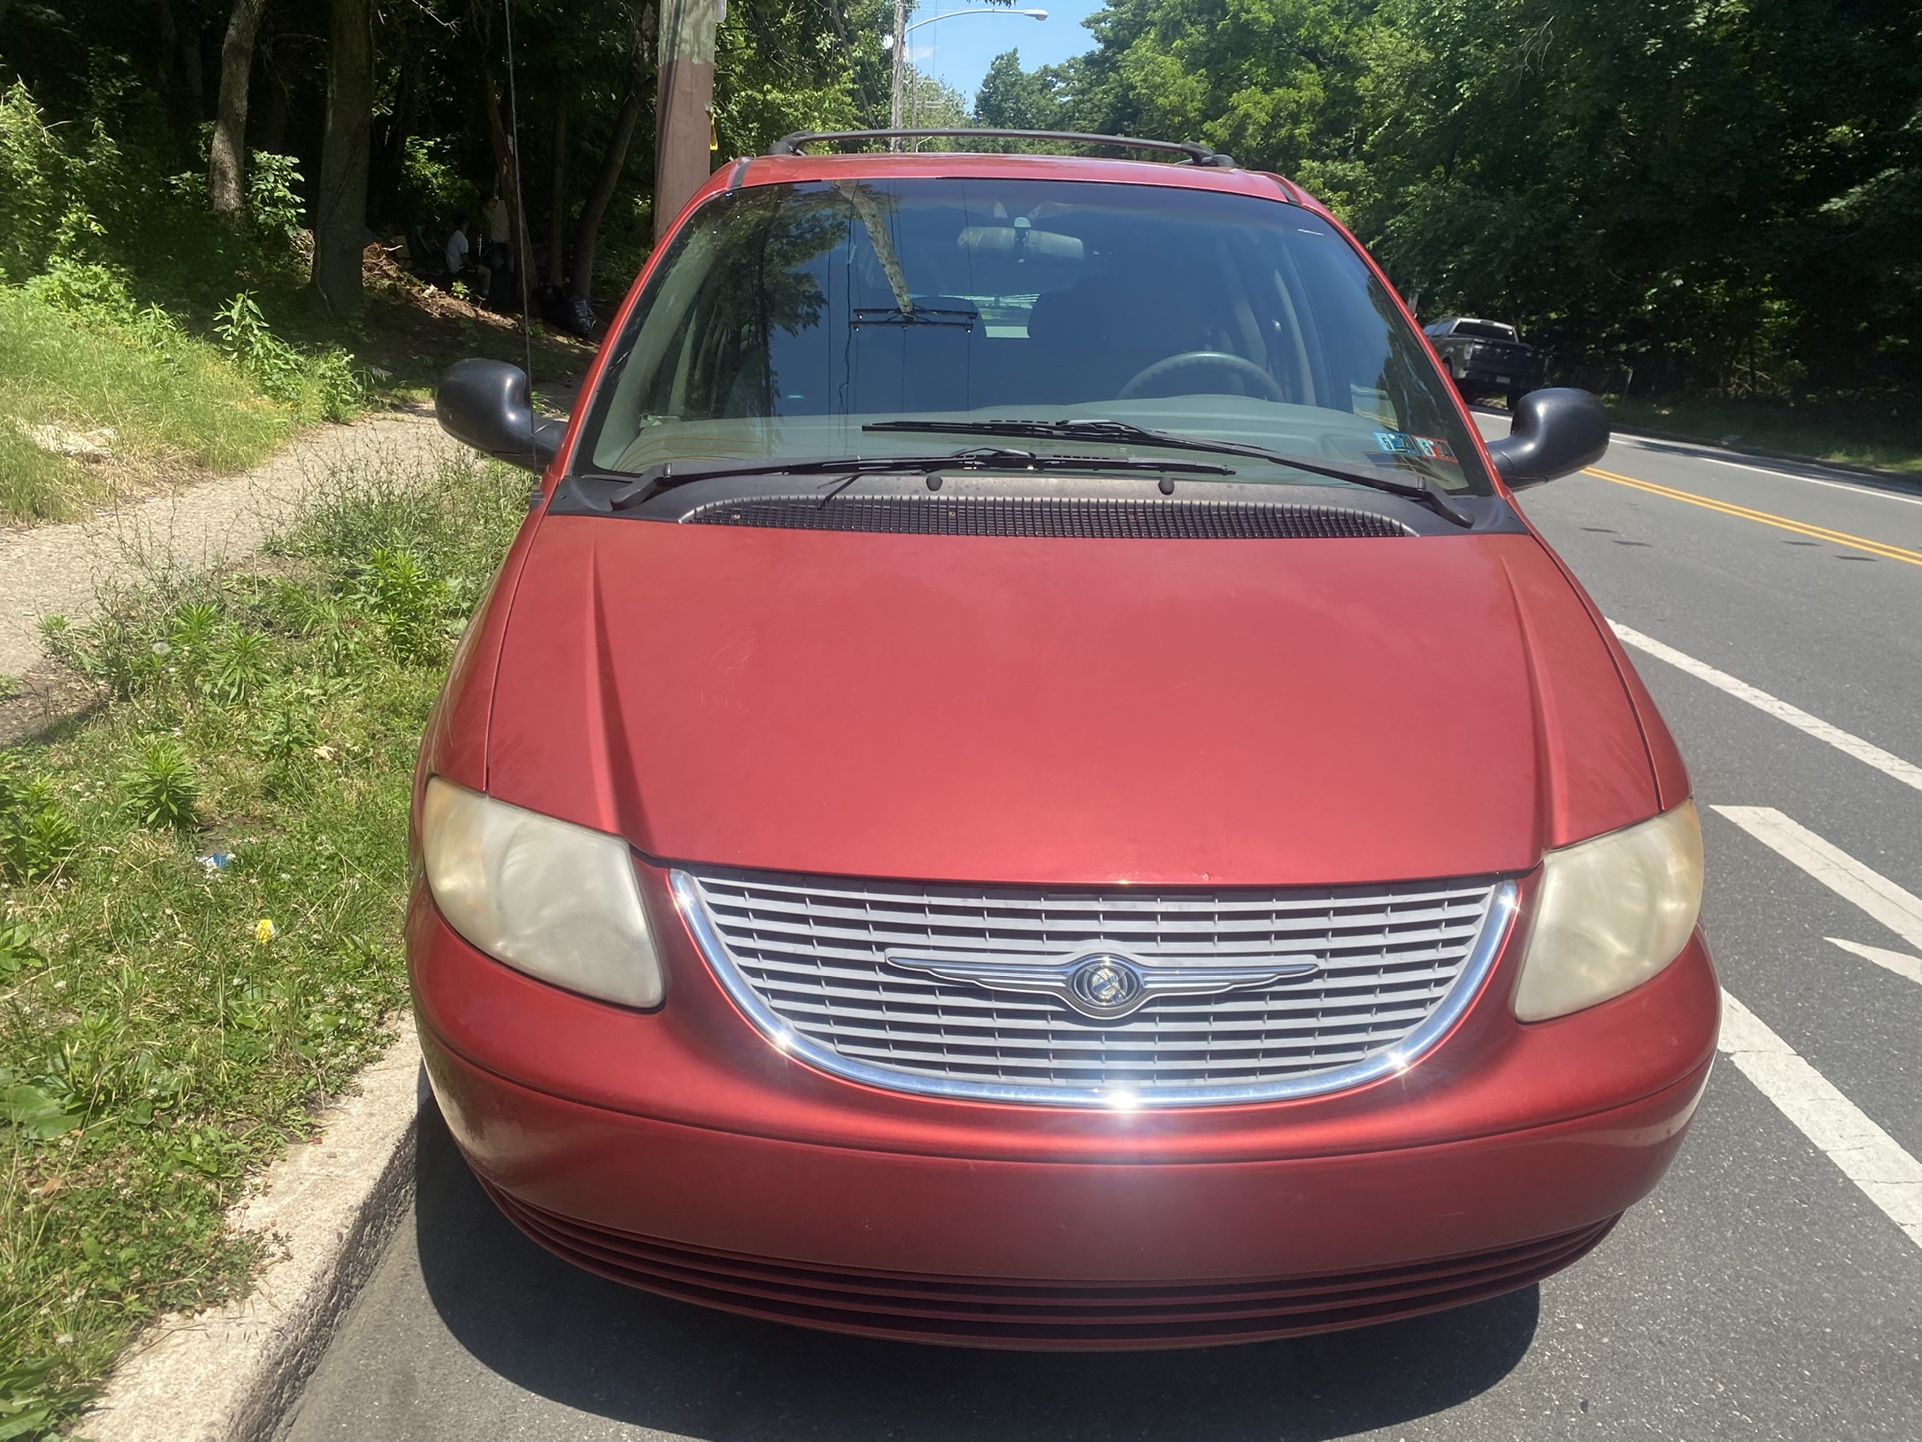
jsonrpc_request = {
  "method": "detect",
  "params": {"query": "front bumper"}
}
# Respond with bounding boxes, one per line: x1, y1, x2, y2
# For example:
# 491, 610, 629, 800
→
410, 870, 1719, 1346
1459, 363, 1539, 389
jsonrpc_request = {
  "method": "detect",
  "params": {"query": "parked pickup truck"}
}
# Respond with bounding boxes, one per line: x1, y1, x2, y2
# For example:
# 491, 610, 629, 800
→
1423, 317, 1544, 409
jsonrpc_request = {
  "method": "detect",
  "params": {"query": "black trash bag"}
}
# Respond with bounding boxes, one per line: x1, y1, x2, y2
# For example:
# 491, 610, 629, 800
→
561, 294, 597, 340
533, 284, 597, 340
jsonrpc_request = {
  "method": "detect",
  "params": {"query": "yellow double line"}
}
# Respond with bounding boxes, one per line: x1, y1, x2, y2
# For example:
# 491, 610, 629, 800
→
1584, 466, 1922, 568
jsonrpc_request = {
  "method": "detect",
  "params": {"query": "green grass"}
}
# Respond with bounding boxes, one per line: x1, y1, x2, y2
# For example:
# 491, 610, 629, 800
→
0, 456, 525, 1439
1606, 394, 1922, 476
0, 285, 292, 520
0, 272, 593, 526
0, 420, 79, 522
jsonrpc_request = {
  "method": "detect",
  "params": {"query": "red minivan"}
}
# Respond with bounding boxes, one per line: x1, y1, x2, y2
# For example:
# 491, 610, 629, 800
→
415, 130, 1717, 1349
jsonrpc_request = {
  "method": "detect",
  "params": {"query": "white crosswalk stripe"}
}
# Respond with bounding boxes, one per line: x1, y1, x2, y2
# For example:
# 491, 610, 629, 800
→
1717, 989, 1922, 1251
1613, 623, 1922, 795
1713, 804, 1922, 987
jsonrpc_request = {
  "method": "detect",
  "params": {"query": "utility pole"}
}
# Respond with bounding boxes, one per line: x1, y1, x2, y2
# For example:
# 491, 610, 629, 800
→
891, 8, 1048, 147
889, 0, 907, 140
655, 0, 723, 241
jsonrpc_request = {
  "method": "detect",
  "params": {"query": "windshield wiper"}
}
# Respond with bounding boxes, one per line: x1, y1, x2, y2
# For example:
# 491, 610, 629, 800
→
577, 446, 1233, 512
864, 417, 1475, 528
851, 306, 977, 329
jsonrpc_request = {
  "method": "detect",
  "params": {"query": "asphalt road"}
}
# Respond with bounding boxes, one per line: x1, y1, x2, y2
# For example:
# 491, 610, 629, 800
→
283, 418, 1922, 1442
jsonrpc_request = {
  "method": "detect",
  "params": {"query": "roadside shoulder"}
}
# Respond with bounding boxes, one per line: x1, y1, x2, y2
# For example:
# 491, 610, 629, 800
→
81, 1023, 423, 1442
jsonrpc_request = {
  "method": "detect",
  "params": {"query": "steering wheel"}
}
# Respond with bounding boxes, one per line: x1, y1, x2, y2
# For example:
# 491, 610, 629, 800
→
1118, 350, 1286, 402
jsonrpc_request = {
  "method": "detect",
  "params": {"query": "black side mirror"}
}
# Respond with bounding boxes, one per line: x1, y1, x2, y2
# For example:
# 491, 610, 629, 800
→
434, 359, 565, 474
1485, 387, 1609, 490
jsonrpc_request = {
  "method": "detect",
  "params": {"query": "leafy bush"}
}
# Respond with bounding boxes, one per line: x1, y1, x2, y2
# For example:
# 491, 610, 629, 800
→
396, 135, 472, 222
308, 348, 368, 422
40, 606, 168, 700
1, 80, 309, 298
0, 82, 140, 284
247, 152, 306, 252
0, 83, 77, 282
213, 291, 308, 400
21, 257, 139, 325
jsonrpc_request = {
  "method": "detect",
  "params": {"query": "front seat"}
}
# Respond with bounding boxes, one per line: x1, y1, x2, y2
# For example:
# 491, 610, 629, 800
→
1029, 274, 1221, 402
1024, 282, 1119, 403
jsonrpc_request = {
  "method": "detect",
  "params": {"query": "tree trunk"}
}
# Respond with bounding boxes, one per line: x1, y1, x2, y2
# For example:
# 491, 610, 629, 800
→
545, 104, 568, 283
478, 58, 543, 294
654, 0, 720, 242
254, 57, 290, 152
568, 27, 651, 301
158, 0, 207, 122
385, 64, 414, 221
155, 0, 179, 103
313, 0, 373, 318
253, 8, 293, 153
209, 0, 267, 216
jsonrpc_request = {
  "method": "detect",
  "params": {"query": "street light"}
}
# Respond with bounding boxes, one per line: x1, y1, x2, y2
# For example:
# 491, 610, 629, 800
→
889, 5, 1049, 135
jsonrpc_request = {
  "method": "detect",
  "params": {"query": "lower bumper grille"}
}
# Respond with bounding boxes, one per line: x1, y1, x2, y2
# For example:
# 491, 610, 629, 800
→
487, 1184, 1615, 1349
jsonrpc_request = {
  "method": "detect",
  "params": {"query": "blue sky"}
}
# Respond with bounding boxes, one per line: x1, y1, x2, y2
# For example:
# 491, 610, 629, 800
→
906, 1, 1105, 105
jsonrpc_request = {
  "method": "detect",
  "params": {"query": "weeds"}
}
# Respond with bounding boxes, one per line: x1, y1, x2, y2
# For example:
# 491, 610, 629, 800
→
0, 457, 523, 1436
119, 742, 200, 831
213, 292, 365, 424
0, 754, 83, 881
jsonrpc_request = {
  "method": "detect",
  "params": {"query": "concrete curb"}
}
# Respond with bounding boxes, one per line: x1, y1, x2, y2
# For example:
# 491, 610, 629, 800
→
82, 1020, 423, 1442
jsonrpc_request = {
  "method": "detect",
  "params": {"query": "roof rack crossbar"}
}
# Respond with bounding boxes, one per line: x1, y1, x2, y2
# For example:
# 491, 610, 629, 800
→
767, 128, 1236, 168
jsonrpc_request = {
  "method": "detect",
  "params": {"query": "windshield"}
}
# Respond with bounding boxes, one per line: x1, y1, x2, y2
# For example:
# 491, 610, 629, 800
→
1453, 320, 1519, 341
580, 178, 1492, 495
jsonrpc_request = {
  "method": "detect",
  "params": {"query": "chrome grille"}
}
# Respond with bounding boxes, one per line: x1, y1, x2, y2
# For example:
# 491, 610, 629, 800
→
675, 869, 1516, 1108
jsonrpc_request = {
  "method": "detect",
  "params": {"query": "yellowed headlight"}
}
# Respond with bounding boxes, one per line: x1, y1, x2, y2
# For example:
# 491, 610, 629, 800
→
1514, 801, 1703, 1022
421, 777, 664, 1008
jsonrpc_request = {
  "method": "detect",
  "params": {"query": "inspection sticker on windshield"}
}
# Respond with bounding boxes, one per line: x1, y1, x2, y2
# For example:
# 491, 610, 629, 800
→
1374, 430, 1458, 464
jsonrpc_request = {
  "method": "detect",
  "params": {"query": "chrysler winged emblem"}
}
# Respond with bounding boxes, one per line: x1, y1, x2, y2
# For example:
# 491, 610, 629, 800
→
884, 947, 1321, 1021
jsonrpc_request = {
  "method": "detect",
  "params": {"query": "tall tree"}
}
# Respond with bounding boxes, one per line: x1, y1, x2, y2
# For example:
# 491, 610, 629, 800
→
544, 103, 569, 281
313, 0, 373, 317
974, 49, 1059, 130
208, 0, 268, 216
470, 0, 548, 294
570, 13, 653, 300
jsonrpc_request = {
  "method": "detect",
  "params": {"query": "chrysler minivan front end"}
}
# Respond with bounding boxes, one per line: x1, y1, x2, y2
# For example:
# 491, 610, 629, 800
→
411, 134, 1717, 1349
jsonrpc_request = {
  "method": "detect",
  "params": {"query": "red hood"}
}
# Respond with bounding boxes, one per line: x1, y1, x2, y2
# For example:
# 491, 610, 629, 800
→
482, 515, 1657, 887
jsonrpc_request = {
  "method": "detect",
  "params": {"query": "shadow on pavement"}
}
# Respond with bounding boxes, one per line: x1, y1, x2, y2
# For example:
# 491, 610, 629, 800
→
413, 1101, 1538, 1442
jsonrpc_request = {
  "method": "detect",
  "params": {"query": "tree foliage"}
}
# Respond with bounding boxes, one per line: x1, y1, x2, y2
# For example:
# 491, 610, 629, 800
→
0, 0, 895, 308
0, 2, 1914, 400
985, 0, 1922, 400
975, 48, 1082, 132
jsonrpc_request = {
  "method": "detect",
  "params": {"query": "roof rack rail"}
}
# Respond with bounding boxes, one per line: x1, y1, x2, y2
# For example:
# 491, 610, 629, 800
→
766, 128, 1236, 168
